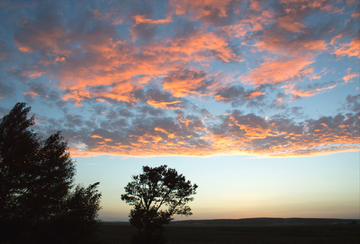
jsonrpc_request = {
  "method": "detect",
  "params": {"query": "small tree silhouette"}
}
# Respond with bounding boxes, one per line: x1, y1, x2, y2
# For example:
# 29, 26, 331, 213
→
121, 165, 198, 244
0, 102, 102, 244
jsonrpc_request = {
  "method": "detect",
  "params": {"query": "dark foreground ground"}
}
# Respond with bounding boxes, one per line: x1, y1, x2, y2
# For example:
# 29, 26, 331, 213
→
97, 220, 360, 244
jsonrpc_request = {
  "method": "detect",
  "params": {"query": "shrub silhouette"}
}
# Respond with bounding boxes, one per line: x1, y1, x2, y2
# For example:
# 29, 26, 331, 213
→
0, 102, 102, 244
121, 165, 198, 244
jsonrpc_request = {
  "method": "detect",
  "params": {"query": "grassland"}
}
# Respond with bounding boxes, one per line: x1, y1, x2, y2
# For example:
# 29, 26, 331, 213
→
97, 218, 360, 244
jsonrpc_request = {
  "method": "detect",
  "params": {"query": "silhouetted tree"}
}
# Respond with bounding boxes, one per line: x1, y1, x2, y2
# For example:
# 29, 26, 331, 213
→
121, 165, 198, 244
0, 102, 102, 244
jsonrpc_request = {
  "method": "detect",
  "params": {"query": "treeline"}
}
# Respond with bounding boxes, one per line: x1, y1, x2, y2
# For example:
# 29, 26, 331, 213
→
1, 103, 198, 244
0, 103, 101, 244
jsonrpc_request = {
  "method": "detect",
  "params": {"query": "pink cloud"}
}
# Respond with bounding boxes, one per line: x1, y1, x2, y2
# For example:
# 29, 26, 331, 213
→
132, 14, 172, 25
14, 23, 71, 56
152, 30, 242, 62
254, 34, 328, 56
170, 0, 232, 21
93, 9, 123, 25
20, 70, 44, 78
343, 73, 360, 83
333, 36, 360, 58
162, 69, 220, 97
283, 81, 338, 98
221, 10, 275, 39
67, 110, 360, 158
276, 15, 306, 33
243, 57, 315, 85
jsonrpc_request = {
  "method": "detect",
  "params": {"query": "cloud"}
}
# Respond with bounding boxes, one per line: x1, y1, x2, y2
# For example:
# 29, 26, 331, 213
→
130, 13, 173, 41
345, 94, 360, 112
130, 22, 158, 42
23, 82, 61, 102
153, 29, 242, 62
12, 7, 240, 106
137, 105, 166, 117
36, 106, 358, 158
208, 110, 359, 157
290, 106, 304, 117
93, 9, 123, 25
14, 8, 70, 55
333, 35, 360, 58
253, 25, 328, 57
0, 39, 13, 60
0, 80, 15, 99
64, 114, 84, 128
132, 14, 172, 25
162, 69, 220, 97
169, 0, 234, 25
71, 113, 210, 157
214, 85, 268, 108
343, 72, 360, 83
283, 80, 338, 98
214, 86, 245, 102
145, 88, 184, 109
220, 8, 275, 39
276, 15, 306, 33
243, 57, 315, 85
278, 0, 336, 11
1, 0, 359, 158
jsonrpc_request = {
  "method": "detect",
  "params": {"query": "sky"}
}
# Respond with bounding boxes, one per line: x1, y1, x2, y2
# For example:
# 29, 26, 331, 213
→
0, 0, 359, 221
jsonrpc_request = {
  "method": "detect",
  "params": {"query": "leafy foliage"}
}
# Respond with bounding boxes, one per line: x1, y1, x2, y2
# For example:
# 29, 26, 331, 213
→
0, 102, 102, 244
121, 165, 198, 244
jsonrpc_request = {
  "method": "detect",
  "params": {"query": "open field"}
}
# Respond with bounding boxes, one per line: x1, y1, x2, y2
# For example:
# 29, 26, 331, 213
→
97, 219, 360, 244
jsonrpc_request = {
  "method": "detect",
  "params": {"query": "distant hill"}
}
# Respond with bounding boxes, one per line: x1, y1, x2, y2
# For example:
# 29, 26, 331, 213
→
171, 217, 359, 226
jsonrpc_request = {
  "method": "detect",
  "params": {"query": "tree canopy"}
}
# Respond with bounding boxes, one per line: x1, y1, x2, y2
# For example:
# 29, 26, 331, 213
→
0, 102, 102, 244
121, 165, 198, 244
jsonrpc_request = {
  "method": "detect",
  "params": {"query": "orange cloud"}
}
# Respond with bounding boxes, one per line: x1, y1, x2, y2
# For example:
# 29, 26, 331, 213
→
249, 0, 262, 12
170, 0, 232, 20
276, 15, 306, 33
346, 0, 357, 5
91, 135, 102, 138
279, 0, 328, 10
54, 56, 65, 62
63, 81, 142, 105
16, 16, 240, 104
15, 40, 33, 53
153, 31, 242, 62
132, 14, 172, 25
343, 73, 360, 83
330, 33, 342, 45
221, 10, 274, 39
3, 0, 359, 160
333, 36, 360, 58
66, 111, 359, 158
284, 83, 338, 98
23, 90, 37, 96
147, 99, 182, 109
209, 112, 359, 157
243, 57, 315, 85
11, 3, 244, 106
15, 25, 71, 56
162, 69, 219, 97
93, 9, 123, 25
254, 35, 327, 56
20, 70, 44, 78
244, 90, 265, 99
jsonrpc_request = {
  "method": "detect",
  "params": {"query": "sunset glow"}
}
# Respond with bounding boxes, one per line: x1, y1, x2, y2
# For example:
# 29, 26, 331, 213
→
0, 0, 359, 221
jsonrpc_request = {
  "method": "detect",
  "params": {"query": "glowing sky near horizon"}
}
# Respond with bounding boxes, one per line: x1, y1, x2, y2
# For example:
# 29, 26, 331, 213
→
0, 0, 359, 220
